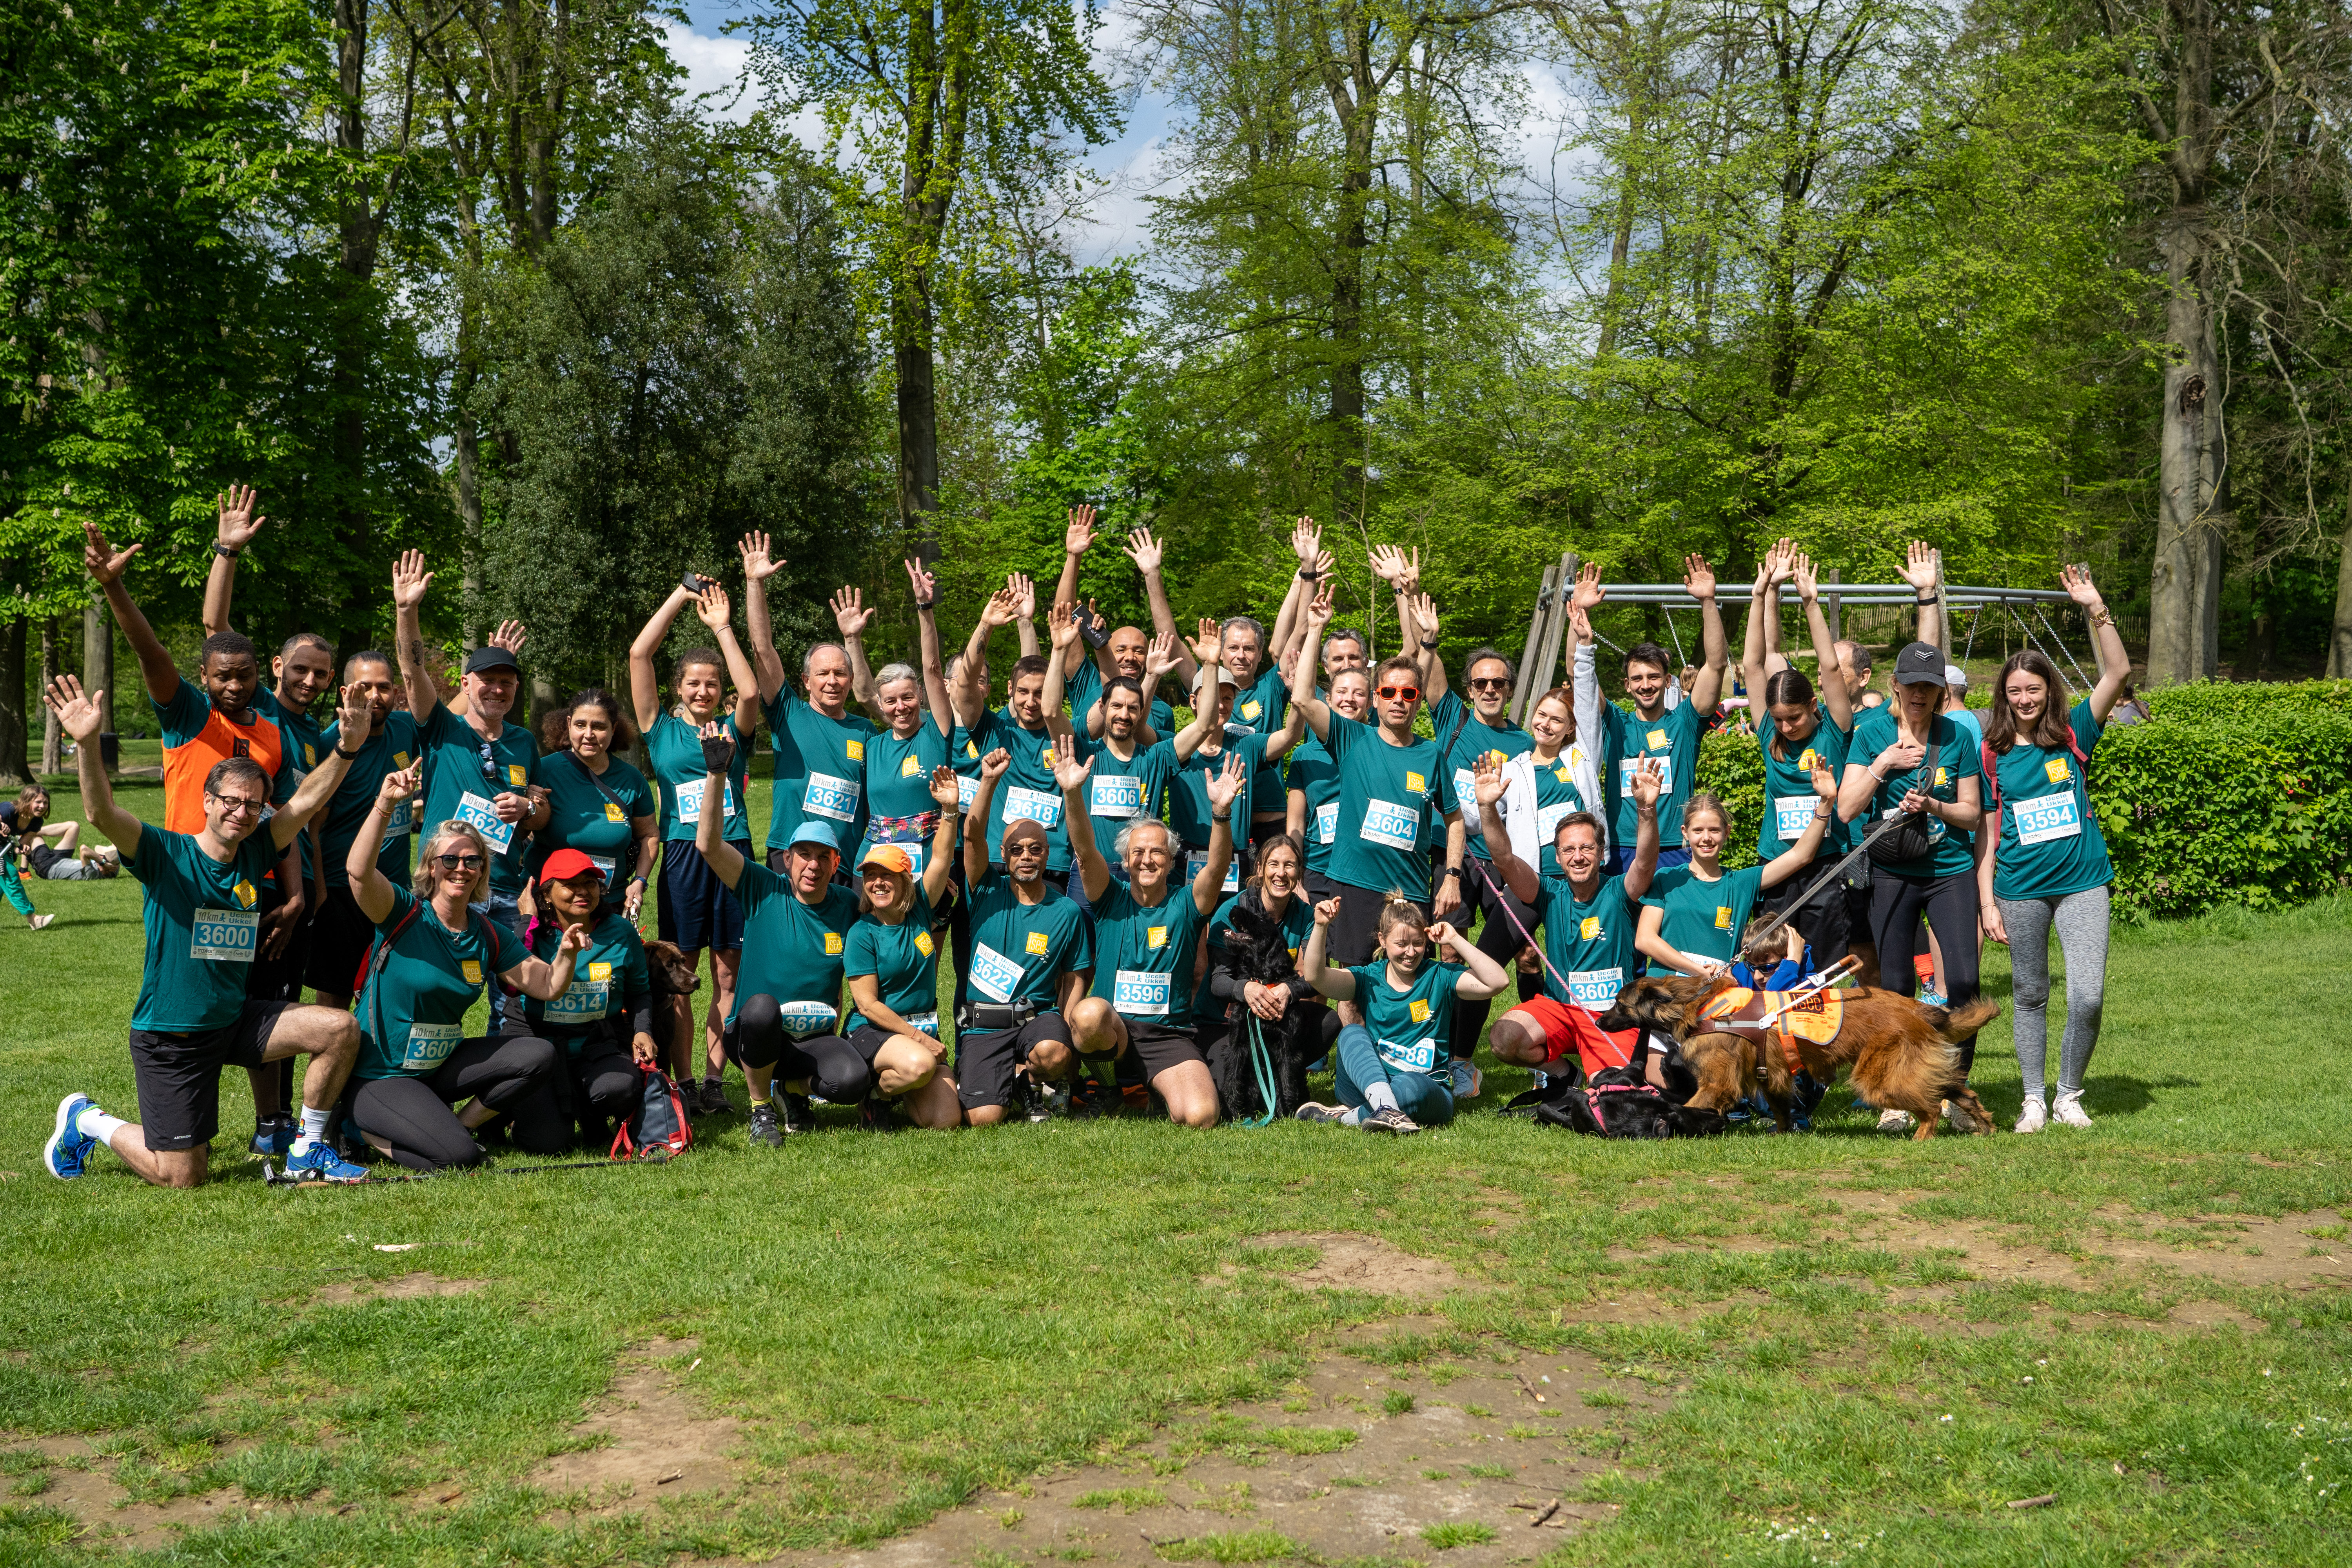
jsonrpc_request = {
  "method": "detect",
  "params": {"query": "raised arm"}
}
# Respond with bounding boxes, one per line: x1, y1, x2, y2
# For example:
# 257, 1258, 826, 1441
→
81, 522, 176, 705
1620, 759, 1664, 899
691, 722, 748, 889
1172, 663, 1222, 763
920, 766, 962, 908
1052, 505, 1097, 619
1472, 756, 1537, 904
963, 748, 1010, 887
906, 558, 956, 739
1684, 553, 1727, 717
1431, 917, 1512, 1002
1898, 541, 1943, 651
1192, 753, 1244, 914
269, 682, 372, 850
1756, 761, 1836, 889
630, 581, 702, 733
1288, 599, 1332, 745
692, 584, 764, 735
1569, 570, 1607, 759
1299, 897, 1356, 1002
1264, 519, 1322, 671
347, 765, 421, 924
738, 534, 788, 703
1054, 744, 1111, 904
2062, 564, 2132, 724
830, 586, 883, 718
1008, 572, 1040, 660
953, 588, 1013, 727
201, 485, 266, 639
1124, 527, 1196, 688
1122, 632, 1182, 743
1740, 541, 1785, 705
390, 549, 443, 724
503, 918, 586, 1002
1042, 601, 1080, 717
1406, 591, 1447, 705
1791, 552, 1853, 733
43, 677, 141, 861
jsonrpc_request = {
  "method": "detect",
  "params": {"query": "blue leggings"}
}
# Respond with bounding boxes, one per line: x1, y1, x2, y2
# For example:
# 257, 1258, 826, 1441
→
1333, 1025, 1454, 1126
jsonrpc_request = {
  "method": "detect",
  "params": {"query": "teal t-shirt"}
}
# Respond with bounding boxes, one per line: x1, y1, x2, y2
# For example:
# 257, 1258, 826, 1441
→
730, 861, 859, 1033
254, 685, 326, 884
1195, 890, 1314, 1021
862, 720, 954, 826
125, 827, 279, 1033
416, 701, 539, 897
967, 708, 1071, 874
1088, 882, 1213, 1029
1430, 691, 1533, 863
1527, 751, 1597, 881
353, 887, 521, 1080
965, 875, 1093, 1011
1535, 873, 1643, 1012
844, 888, 944, 1037
1755, 706, 1851, 860
1285, 739, 1339, 877
645, 711, 749, 845
1074, 735, 1177, 866
1989, 700, 2111, 902
1348, 959, 1466, 1078
1641, 864, 1765, 976
1323, 714, 1456, 901
1599, 699, 1700, 849
318, 710, 422, 888
1068, 659, 1175, 740
1229, 666, 1290, 811
763, 690, 878, 854
530, 751, 656, 897
1171, 733, 1263, 848
523, 913, 652, 1045
1849, 708, 1982, 878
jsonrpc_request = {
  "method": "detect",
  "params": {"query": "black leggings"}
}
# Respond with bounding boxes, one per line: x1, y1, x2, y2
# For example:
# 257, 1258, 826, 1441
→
1452, 861, 1541, 1061
1866, 869, 1982, 1073
733, 994, 873, 1102
350, 1034, 564, 1171
542, 1036, 642, 1148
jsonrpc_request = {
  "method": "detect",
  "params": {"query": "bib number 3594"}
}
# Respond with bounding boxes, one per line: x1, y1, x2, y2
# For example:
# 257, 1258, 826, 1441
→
2013, 793, 2082, 846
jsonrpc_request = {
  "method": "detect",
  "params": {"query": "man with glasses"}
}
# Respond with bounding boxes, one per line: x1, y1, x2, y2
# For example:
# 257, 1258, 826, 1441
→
391, 551, 540, 1030
42, 675, 374, 1188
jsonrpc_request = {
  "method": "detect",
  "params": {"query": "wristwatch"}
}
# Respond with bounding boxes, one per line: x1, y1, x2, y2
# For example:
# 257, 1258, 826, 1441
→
1442, 865, 1463, 880
334, 743, 363, 760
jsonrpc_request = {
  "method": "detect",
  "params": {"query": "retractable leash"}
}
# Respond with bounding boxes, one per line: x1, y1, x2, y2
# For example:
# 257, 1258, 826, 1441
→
1738, 809, 1918, 956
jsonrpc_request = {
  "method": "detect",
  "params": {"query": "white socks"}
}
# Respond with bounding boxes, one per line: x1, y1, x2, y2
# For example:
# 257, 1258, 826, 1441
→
290, 1105, 332, 1151
75, 1104, 127, 1146
1362, 1082, 1399, 1115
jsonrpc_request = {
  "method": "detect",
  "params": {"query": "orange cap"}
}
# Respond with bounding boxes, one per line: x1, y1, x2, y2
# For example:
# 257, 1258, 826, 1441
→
858, 844, 913, 876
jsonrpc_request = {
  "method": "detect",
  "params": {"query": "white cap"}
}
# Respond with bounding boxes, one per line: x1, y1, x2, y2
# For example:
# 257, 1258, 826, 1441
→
1943, 663, 1968, 690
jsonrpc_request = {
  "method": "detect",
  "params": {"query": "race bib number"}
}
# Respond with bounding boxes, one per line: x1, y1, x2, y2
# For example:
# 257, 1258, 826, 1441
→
805, 771, 860, 823
1315, 801, 1338, 845
587, 855, 617, 885
1187, 849, 1240, 893
1375, 1033, 1438, 1073
1773, 795, 1820, 841
1537, 799, 1582, 850
673, 777, 737, 826
190, 907, 259, 963
778, 1000, 837, 1038
544, 979, 611, 1024
2013, 793, 2082, 846
1618, 754, 1672, 800
1004, 786, 1062, 830
1113, 968, 1172, 1017
1359, 797, 1419, 851
902, 1010, 940, 1038
456, 792, 515, 856
1568, 967, 1623, 1011
1091, 772, 1144, 819
969, 942, 1022, 1004
401, 1021, 461, 1073
956, 773, 979, 810
381, 797, 413, 849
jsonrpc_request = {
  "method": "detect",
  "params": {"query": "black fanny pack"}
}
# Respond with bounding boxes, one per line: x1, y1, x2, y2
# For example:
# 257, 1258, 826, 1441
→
1866, 733, 1942, 867
957, 999, 1038, 1033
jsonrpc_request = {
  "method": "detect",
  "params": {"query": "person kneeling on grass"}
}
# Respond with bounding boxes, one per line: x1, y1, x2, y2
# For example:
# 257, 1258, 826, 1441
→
1058, 743, 1245, 1127
1292, 893, 1513, 1134
841, 767, 969, 1131
342, 767, 585, 1172
516, 849, 659, 1149
41, 675, 374, 1187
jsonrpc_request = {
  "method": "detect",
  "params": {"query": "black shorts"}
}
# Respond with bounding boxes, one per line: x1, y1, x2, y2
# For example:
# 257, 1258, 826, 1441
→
1756, 858, 1855, 970
1304, 869, 1342, 903
302, 884, 376, 997
955, 1014, 1071, 1112
246, 881, 312, 1006
1330, 883, 1429, 969
659, 839, 749, 953
128, 1002, 294, 1151
1122, 1019, 1204, 1080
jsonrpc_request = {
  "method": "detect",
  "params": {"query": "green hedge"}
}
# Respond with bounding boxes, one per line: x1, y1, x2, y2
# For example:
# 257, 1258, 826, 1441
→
1689, 681, 2352, 917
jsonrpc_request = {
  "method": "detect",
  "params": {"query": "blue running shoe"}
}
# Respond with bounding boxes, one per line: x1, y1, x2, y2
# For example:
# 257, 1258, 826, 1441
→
250, 1116, 295, 1158
44, 1094, 96, 1180
283, 1139, 369, 1184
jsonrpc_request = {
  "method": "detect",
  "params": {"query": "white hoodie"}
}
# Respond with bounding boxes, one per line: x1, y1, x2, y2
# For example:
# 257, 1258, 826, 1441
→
1490, 638, 1609, 866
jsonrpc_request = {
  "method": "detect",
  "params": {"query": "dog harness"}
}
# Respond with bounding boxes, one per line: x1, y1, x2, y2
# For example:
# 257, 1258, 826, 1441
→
1695, 977, 1849, 1075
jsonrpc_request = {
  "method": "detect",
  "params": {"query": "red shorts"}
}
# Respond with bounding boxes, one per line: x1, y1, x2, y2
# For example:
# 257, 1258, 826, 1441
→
1503, 996, 1640, 1079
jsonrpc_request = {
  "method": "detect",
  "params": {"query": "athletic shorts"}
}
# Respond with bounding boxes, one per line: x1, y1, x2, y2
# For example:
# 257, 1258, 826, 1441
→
955, 1014, 1071, 1112
659, 839, 749, 953
29, 845, 100, 880
303, 885, 377, 997
1121, 1019, 1205, 1081
1329, 883, 1430, 969
1304, 870, 1342, 904
1500, 995, 1639, 1078
128, 1002, 294, 1151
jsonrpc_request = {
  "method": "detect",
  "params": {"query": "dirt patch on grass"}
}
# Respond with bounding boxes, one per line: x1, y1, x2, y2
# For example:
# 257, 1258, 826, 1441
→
530, 1336, 743, 1512
0, 1436, 270, 1553
1244, 1233, 1472, 1300
315, 1272, 481, 1305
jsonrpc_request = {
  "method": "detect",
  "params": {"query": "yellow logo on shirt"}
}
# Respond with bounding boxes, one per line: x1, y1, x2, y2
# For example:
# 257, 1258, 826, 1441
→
2045, 757, 2071, 784
1147, 926, 1168, 949
901, 755, 924, 778
1025, 931, 1050, 956
1800, 748, 1819, 771
915, 931, 935, 958
965, 740, 979, 759
824, 933, 844, 956
1934, 767, 1949, 788
1040, 746, 1056, 768
588, 962, 613, 982
1555, 765, 1571, 783
1408, 999, 1431, 1024
1405, 772, 1425, 793
461, 960, 483, 985
303, 743, 316, 767
1580, 916, 1601, 940
232, 878, 258, 910
1241, 701, 1262, 721
604, 802, 626, 823
394, 751, 411, 769
507, 764, 528, 787
1714, 906, 1733, 930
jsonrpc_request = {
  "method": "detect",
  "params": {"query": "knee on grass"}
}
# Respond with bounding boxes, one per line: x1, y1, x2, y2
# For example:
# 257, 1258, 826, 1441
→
1487, 1011, 1553, 1067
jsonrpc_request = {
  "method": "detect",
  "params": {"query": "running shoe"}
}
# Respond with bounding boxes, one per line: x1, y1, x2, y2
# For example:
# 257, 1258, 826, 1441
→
1877, 1107, 1916, 1133
858, 1094, 900, 1133
2014, 1097, 2048, 1134
283, 1140, 368, 1183
28, 913, 55, 930
747, 1102, 784, 1147
1450, 1060, 1482, 1101
1027, 1077, 1070, 1123
1917, 984, 1949, 1009
250, 1116, 295, 1158
1067, 1079, 1120, 1120
1306, 1054, 1331, 1074
2051, 1089, 2094, 1129
1360, 1106, 1420, 1135
782, 1093, 816, 1134
44, 1094, 96, 1179
1292, 1102, 1348, 1125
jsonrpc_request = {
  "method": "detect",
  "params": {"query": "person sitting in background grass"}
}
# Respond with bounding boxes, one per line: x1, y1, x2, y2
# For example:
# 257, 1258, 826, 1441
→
2, 788, 118, 880
41, 674, 374, 1188
1, 808, 57, 931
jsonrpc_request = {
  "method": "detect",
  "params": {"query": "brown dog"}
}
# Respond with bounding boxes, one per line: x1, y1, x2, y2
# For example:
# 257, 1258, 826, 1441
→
644, 939, 703, 1086
1595, 974, 1999, 1140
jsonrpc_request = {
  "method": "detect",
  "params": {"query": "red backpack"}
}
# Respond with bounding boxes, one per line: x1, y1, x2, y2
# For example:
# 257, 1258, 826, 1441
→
612, 1069, 693, 1162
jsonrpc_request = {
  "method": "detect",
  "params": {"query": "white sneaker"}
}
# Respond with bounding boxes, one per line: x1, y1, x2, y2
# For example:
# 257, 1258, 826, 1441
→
1941, 1099, 1978, 1134
1877, 1108, 1916, 1132
2051, 1089, 2093, 1128
2014, 1098, 2047, 1134
27, 913, 55, 931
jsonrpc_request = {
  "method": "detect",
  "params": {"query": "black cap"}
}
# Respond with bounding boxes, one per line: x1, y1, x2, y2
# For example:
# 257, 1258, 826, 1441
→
1891, 641, 1945, 686
464, 646, 521, 677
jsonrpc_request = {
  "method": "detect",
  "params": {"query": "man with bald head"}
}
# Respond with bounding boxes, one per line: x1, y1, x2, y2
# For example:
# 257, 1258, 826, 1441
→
1050, 505, 1176, 740
742, 537, 883, 875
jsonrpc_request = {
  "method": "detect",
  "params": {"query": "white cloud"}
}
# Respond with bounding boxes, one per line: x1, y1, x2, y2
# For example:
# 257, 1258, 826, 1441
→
659, 20, 758, 124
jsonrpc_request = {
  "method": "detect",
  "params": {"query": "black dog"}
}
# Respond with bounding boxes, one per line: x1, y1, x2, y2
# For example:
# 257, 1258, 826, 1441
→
1205, 891, 1336, 1120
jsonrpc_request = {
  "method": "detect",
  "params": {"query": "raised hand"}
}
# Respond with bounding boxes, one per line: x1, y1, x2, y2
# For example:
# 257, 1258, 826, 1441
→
1877, 735, 1927, 777
82, 520, 142, 586
390, 549, 433, 611
1302, 580, 1336, 633
1007, 572, 1036, 621
693, 583, 734, 631
1047, 600, 1080, 651
1898, 540, 1940, 594
1569, 603, 1594, 645
559, 922, 592, 958
1144, 630, 1182, 677
1791, 552, 1820, 601
377, 764, 423, 808
927, 765, 962, 809
1205, 751, 1245, 814
1191, 615, 1221, 666
1053, 747, 1093, 795
1426, 920, 1461, 958
1408, 591, 1439, 644
2060, 563, 2103, 607
335, 680, 374, 735
1811, 758, 1838, 799
697, 721, 735, 774
1290, 515, 1321, 566
1124, 527, 1164, 575
1570, 560, 1605, 612
43, 675, 102, 742
1368, 543, 1418, 592
1765, 539, 1796, 586
1065, 504, 1100, 556
739, 532, 782, 582
979, 586, 1019, 629
489, 619, 526, 655
1629, 757, 1665, 811
1312, 895, 1341, 926
831, 586, 875, 637
1472, 751, 1508, 810
1682, 552, 1717, 601
216, 485, 266, 550
979, 746, 1012, 782
904, 557, 937, 606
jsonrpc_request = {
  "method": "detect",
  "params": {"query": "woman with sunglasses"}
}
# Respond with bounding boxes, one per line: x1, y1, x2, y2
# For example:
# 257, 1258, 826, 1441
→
528, 690, 657, 920
515, 848, 658, 1149
340, 767, 583, 1171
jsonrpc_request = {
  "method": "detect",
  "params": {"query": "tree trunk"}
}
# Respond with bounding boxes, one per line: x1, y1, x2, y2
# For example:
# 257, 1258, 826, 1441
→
0, 612, 25, 784
895, 330, 940, 561
1596, 98, 1642, 360
1329, 119, 1372, 527
83, 598, 114, 743
40, 618, 61, 775
332, 0, 378, 566
2328, 481, 2352, 677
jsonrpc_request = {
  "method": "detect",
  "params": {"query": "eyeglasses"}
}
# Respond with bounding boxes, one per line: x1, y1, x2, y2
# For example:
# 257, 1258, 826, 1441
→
206, 792, 266, 816
434, 853, 486, 871
1467, 677, 1512, 692
1004, 842, 1048, 858
1376, 684, 1421, 701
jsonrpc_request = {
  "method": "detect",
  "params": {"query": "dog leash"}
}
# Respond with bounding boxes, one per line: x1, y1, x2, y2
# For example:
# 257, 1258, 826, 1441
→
1465, 857, 1633, 1071
1738, 809, 1919, 956
1239, 1015, 1280, 1128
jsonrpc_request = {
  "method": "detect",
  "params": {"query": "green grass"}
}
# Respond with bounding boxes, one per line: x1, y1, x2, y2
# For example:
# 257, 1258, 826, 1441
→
1420, 1522, 1498, 1549
3, 769, 2350, 1563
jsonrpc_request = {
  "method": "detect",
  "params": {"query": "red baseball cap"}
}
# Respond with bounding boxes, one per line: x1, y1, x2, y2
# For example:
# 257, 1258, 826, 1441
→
538, 848, 603, 884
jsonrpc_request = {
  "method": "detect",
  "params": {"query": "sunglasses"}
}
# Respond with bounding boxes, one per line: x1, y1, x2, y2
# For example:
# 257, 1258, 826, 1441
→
1467, 677, 1512, 691
206, 793, 266, 815
434, 853, 486, 871
478, 741, 504, 784
1004, 842, 1048, 858
1376, 684, 1421, 701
